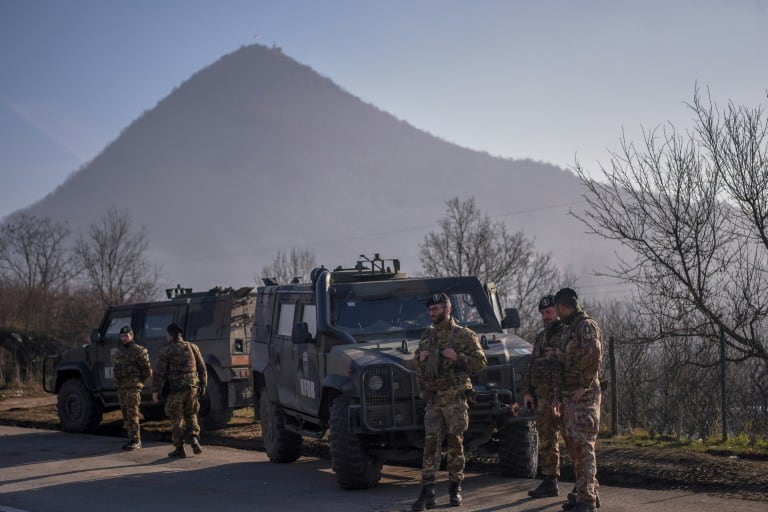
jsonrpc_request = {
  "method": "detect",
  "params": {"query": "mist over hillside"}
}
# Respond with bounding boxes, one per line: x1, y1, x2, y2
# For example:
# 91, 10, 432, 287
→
16, 44, 621, 300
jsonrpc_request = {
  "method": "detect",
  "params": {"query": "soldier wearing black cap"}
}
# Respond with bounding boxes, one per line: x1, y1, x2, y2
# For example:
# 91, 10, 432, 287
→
152, 322, 207, 458
411, 292, 487, 510
524, 295, 565, 498
553, 288, 603, 512
114, 325, 151, 450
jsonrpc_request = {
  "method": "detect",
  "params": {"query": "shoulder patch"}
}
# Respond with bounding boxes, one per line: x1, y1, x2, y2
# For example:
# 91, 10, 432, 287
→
582, 322, 593, 340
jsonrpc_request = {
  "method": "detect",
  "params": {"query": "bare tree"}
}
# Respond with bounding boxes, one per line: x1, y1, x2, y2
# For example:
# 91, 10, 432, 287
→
573, 88, 768, 363
419, 197, 568, 333
0, 214, 76, 294
75, 208, 160, 307
261, 248, 316, 284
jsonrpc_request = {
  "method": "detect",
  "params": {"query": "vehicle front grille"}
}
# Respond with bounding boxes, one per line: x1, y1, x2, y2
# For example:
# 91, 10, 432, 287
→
361, 365, 419, 431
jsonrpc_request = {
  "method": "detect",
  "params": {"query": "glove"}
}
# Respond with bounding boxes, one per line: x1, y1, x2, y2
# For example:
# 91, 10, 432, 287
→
198, 385, 206, 398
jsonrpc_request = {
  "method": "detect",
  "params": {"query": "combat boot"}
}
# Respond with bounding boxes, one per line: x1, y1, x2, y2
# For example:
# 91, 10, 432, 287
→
529, 476, 559, 498
570, 503, 597, 512
190, 436, 203, 454
449, 481, 462, 507
563, 494, 600, 510
411, 484, 436, 511
124, 440, 141, 451
168, 446, 187, 458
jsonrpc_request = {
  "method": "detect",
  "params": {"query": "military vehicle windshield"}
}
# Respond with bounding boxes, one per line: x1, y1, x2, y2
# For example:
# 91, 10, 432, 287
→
332, 290, 490, 337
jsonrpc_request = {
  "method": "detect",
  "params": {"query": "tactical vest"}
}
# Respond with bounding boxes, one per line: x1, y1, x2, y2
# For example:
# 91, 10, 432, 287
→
419, 326, 471, 393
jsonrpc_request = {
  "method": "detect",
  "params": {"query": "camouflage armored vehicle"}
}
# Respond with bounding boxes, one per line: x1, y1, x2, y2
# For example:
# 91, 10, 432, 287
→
43, 285, 255, 432
251, 256, 537, 489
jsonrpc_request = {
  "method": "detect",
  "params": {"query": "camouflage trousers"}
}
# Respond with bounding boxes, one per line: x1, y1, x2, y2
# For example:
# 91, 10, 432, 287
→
117, 388, 142, 442
534, 391, 562, 477
165, 387, 200, 447
562, 388, 601, 505
421, 389, 469, 485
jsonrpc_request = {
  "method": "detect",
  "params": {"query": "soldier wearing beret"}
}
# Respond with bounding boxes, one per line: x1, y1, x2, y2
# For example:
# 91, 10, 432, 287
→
524, 295, 565, 498
114, 325, 152, 450
411, 293, 487, 511
152, 323, 207, 458
554, 288, 603, 512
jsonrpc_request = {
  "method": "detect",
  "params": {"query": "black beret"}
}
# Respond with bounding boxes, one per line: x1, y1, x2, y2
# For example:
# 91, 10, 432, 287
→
166, 323, 183, 336
554, 287, 579, 307
119, 325, 133, 335
426, 293, 451, 307
538, 295, 556, 311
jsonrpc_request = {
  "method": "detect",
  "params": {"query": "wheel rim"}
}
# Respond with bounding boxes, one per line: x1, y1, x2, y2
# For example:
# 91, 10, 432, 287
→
65, 394, 83, 420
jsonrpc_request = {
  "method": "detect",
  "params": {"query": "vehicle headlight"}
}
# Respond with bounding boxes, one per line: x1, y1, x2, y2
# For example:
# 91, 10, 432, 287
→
367, 374, 385, 392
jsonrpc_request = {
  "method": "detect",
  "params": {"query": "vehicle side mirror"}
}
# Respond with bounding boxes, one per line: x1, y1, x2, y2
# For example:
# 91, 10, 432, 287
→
501, 308, 520, 329
90, 328, 102, 343
291, 322, 313, 344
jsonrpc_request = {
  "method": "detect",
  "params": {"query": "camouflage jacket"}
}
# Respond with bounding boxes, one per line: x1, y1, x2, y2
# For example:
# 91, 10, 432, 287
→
524, 320, 564, 395
414, 317, 487, 394
114, 342, 152, 390
152, 337, 207, 394
559, 308, 603, 393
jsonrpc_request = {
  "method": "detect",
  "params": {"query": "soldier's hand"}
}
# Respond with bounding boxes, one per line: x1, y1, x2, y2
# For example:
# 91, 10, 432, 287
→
523, 392, 534, 411
199, 386, 206, 398
552, 401, 561, 418
441, 347, 458, 361
508, 402, 520, 416
152, 392, 159, 403
419, 350, 430, 362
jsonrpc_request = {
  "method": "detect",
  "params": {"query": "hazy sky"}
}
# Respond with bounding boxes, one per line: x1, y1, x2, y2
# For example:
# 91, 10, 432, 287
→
1, 0, 767, 220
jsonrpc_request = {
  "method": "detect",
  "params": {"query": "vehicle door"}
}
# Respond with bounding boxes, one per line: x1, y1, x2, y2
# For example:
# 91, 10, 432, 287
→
270, 295, 300, 410
296, 299, 321, 415
93, 310, 135, 398
137, 304, 185, 398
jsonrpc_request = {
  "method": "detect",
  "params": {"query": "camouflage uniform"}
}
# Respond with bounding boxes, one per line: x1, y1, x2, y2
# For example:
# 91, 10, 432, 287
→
114, 341, 152, 443
414, 317, 487, 485
559, 307, 602, 508
152, 337, 207, 448
525, 320, 564, 477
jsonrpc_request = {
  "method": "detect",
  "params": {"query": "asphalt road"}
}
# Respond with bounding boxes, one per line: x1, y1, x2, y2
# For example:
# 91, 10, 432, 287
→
0, 425, 764, 512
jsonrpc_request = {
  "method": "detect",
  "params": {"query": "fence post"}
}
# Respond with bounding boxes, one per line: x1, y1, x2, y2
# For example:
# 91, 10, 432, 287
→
720, 326, 727, 443
609, 335, 618, 437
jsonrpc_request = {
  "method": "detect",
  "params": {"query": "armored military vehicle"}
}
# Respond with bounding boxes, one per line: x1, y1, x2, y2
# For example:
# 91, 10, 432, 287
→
251, 255, 537, 489
43, 285, 255, 432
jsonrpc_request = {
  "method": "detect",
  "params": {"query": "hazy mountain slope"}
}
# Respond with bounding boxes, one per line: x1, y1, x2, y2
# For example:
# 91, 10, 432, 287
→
18, 44, 617, 294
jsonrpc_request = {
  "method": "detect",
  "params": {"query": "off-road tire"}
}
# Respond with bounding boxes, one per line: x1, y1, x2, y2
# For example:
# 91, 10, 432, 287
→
57, 378, 103, 433
259, 388, 302, 462
329, 396, 382, 489
499, 420, 538, 478
198, 373, 233, 430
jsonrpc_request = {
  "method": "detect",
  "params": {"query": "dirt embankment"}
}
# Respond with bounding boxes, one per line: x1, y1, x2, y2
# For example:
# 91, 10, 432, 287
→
1, 393, 766, 503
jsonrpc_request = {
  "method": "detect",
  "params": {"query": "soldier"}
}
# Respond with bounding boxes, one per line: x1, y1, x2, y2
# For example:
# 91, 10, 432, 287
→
114, 325, 152, 450
411, 293, 487, 511
524, 295, 565, 498
553, 288, 603, 512
152, 323, 207, 458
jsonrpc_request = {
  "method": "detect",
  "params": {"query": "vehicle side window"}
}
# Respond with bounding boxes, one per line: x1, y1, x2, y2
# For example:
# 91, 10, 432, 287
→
144, 312, 174, 339
105, 316, 132, 341
302, 304, 317, 338
277, 303, 296, 337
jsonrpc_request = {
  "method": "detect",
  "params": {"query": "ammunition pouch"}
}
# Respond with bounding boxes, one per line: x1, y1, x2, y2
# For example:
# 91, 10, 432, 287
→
530, 358, 563, 388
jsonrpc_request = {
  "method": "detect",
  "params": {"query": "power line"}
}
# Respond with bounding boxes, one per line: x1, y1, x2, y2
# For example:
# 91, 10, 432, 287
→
167, 199, 589, 265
